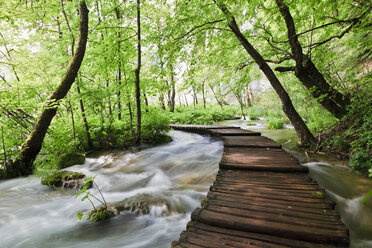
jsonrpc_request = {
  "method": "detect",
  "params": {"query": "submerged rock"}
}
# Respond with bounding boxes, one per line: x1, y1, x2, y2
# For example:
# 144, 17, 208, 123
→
109, 193, 170, 216
41, 170, 92, 189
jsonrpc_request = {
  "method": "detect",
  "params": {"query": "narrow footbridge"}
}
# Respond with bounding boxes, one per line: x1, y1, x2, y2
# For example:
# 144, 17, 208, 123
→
170, 125, 349, 248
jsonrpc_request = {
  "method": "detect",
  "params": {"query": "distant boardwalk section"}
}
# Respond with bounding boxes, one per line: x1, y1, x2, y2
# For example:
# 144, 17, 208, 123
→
170, 124, 349, 248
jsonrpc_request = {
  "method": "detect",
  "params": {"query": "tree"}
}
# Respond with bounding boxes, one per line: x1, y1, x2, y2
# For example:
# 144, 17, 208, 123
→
134, 0, 142, 144
214, 0, 316, 146
4, 1, 89, 178
274, 0, 352, 119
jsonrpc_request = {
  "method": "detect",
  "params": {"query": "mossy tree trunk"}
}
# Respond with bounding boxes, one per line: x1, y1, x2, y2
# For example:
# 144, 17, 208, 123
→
215, 0, 316, 146
5, 1, 89, 178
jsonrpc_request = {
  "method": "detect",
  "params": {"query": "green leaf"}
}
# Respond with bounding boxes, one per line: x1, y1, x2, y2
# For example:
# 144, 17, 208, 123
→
77, 212, 84, 220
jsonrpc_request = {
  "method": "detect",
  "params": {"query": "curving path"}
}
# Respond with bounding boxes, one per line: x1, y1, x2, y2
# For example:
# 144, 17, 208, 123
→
170, 124, 349, 248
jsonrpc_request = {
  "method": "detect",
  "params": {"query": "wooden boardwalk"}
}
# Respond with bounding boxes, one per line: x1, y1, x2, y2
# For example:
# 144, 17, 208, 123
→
170, 124, 349, 248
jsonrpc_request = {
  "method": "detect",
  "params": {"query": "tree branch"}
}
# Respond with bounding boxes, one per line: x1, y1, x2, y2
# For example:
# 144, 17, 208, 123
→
275, 66, 295, 72
175, 19, 225, 40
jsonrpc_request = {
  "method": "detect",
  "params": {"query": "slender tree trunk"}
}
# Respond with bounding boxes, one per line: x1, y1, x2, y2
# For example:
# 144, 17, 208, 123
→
68, 100, 76, 141
202, 82, 206, 109
123, 68, 133, 134
1, 126, 7, 165
134, 0, 142, 144
159, 93, 166, 110
8, 2, 89, 178
143, 93, 149, 112
169, 65, 176, 112
76, 80, 93, 149
215, 1, 316, 146
209, 83, 223, 107
275, 0, 348, 119
115, 7, 122, 120
117, 65, 122, 120
246, 86, 252, 107
184, 95, 189, 107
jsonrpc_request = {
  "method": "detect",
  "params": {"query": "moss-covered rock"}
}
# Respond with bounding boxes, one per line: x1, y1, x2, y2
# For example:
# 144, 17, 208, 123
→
86, 206, 115, 222
109, 193, 169, 215
57, 152, 85, 169
41, 170, 92, 189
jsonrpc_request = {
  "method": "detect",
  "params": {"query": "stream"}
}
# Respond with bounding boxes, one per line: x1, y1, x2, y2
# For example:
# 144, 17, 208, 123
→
0, 119, 371, 248
0, 131, 223, 248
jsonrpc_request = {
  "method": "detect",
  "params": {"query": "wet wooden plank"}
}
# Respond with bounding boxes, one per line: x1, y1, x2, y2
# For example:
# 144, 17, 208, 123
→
223, 136, 282, 149
207, 191, 336, 210
184, 222, 340, 248
171, 125, 349, 247
170, 124, 240, 130
220, 147, 307, 172
191, 208, 349, 246
209, 128, 261, 136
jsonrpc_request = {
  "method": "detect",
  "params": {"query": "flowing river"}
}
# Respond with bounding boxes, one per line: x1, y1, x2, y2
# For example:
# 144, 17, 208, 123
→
0, 119, 371, 248
0, 131, 223, 248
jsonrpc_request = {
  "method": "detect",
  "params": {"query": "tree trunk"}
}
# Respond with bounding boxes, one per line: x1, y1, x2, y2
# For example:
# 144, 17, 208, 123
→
202, 82, 206, 109
117, 65, 122, 120
159, 92, 166, 110
169, 65, 176, 112
76, 80, 93, 149
215, 1, 316, 146
275, 0, 348, 119
7, 2, 89, 178
134, 0, 142, 144
209, 83, 223, 107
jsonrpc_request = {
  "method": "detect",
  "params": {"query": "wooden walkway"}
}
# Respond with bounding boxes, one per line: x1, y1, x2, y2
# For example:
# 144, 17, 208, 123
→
170, 124, 349, 248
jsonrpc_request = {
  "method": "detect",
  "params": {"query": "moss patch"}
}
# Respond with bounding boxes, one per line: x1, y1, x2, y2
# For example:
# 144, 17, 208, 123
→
41, 170, 91, 189
86, 206, 115, 222
57, 152, 85, 169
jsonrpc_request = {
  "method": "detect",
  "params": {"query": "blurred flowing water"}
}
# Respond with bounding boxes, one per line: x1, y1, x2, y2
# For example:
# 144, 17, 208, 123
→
218, 119, 372, 248
0, 131, 223, 248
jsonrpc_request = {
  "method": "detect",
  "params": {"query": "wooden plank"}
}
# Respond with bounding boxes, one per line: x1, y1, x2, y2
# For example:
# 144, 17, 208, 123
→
220, 147, 307, 172
209, 128, 261, 136
207, 191, 335, 210
186, 222, 340, 248
171, 125, 349, 247
222, 136, 282, 149
170, 124, 240, 130
191, 208, 349, 246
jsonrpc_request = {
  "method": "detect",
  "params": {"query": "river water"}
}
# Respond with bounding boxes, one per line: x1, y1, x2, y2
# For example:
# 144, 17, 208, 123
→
0, 131, 223, 248
1, 120, 371, 248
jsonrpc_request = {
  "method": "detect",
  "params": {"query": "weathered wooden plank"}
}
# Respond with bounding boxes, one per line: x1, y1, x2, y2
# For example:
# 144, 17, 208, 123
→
209, 128, 261, 136
171, 125, 349, 247
223, 136, 282, 149
207, 191, 335, 210
170, 124, 240, 130
203, 199, 339, 221
185, 222, 339, 248
220, 147, 307, 172
191, 208, 349, 246
203, 204, 345, 229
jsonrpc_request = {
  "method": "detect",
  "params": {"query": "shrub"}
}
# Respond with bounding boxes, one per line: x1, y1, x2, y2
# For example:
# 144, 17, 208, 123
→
267, 119, 284, 129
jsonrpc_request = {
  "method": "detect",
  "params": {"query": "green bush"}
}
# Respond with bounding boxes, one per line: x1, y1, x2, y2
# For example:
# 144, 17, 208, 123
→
142, 108, 171, 144
350, 149, 372, 176
267, 118, 284, 129
169, 106, 238, 125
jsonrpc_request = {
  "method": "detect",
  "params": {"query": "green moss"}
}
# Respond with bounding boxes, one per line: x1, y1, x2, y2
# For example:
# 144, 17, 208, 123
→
86, 206, 114, 222
41, 170, 89, 188
57, 152, 85, 169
